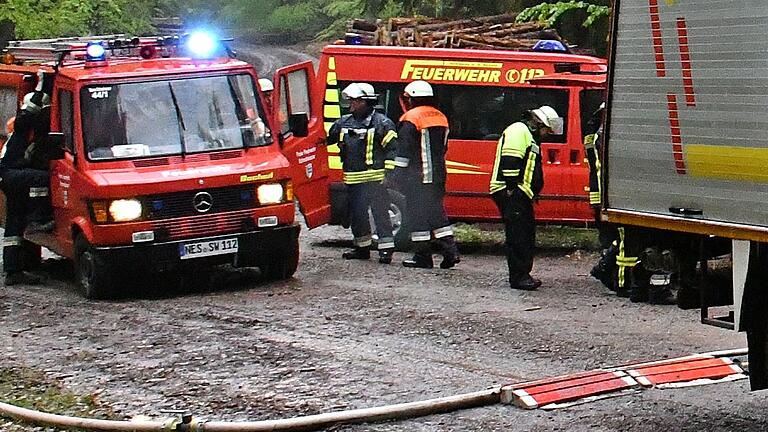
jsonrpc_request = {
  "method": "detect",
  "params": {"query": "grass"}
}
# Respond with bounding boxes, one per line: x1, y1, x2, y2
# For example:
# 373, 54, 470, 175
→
0, 367, 112, 431
453, 223, 600, 254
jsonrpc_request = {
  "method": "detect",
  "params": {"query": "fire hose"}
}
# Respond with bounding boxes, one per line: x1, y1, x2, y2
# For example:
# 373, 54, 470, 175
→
0, 387, 501, 431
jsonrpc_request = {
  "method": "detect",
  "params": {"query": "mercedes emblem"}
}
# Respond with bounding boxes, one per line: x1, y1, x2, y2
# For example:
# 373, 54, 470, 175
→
193, 191, 213, 213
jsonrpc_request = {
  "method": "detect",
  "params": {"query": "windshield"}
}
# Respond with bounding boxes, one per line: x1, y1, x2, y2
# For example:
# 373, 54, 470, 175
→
81, 74, 272, 161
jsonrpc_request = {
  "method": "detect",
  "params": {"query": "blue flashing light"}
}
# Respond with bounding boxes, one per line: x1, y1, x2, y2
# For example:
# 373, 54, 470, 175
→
344, 33, 363, 45
186, 31, 218, 58
85, 42, 107, 61
532, 39, 568, 53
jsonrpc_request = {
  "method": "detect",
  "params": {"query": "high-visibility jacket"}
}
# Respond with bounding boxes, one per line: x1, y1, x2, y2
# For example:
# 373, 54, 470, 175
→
327, 110, 397, 185
489, 122, 543, 199
583, 125, 603, 206
394, 106, 449, 185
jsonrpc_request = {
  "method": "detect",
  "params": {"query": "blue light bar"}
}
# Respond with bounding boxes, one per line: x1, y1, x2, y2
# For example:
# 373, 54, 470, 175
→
186, 31, 218, 58
86, 42, 107, 61
532, 39, 568, 53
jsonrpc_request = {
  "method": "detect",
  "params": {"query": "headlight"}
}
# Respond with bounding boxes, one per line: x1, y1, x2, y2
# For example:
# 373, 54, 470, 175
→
109, 199, 143, 222
257, 183, 284, 205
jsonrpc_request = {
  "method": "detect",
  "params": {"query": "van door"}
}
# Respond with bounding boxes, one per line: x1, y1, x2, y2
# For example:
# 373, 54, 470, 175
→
273, 61, 330, 228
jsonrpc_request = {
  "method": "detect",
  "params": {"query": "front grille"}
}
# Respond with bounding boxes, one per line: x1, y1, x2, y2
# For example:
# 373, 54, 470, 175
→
146, 185, 256, 219
152, 209, 255, 241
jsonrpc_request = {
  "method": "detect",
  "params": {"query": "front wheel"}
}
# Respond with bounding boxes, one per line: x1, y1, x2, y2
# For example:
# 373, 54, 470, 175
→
74, 234, 116, 299
261, 235, 299, 281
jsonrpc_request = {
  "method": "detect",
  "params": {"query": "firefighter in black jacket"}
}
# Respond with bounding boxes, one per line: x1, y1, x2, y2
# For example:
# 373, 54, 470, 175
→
393, 80, 459, 269
1, 71, 54, 285
490, 105, 563, 290
327, 83, 398, 263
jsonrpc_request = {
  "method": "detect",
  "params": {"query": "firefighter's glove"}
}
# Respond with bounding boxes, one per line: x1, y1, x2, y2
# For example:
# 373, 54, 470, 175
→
21, 91, 51, 115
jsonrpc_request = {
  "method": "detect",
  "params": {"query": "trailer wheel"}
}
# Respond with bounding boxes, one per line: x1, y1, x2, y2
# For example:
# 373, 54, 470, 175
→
262, 236, 299, 281
74, 235, 116, 300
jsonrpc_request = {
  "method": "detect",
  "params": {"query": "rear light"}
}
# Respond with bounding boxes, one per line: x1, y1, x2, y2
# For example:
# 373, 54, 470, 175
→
285, 180, 294, 201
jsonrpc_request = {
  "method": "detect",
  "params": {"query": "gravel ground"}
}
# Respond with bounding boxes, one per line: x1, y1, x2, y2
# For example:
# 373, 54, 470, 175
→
1, 222, 767, 431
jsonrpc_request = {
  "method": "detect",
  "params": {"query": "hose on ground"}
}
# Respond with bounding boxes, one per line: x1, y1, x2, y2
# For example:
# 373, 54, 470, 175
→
0, 387, 501, 431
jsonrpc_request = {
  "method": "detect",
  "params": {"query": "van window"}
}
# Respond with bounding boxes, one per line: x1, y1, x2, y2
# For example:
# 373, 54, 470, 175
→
80, 74, 272, 161
0, 87, 17, 140
338, 81, 569, 143
59, 90, 74, 153
580, 89, 605, 136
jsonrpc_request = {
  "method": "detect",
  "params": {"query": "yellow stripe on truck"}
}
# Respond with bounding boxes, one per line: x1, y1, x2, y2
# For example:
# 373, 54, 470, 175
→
686, 144, 768, 183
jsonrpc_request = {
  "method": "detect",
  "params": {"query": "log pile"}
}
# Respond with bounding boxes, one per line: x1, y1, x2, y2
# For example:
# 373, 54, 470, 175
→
344, 14, 568, 51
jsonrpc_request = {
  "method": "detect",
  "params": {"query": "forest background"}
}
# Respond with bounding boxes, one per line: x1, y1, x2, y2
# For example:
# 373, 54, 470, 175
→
0, 0, 611, 55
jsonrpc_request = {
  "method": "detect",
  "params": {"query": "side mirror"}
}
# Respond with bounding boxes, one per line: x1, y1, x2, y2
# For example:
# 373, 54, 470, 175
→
288, 112, 309, 138
46, 132, 66, 160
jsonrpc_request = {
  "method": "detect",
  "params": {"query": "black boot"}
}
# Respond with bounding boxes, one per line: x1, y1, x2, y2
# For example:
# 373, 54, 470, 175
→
510, 275, 541, 291
435, 235, 460, 269
402, 255, 434, 268
629, 284, 648, 303
648, 274, 677, 305
378, 249, 393, 264
342, 247, 370, 260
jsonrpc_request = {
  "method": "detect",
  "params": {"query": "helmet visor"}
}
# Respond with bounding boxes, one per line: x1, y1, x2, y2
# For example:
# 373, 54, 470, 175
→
548, 117, 564, 135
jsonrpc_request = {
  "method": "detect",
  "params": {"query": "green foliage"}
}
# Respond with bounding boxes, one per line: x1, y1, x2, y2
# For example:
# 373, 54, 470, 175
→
516, 1, 610, 28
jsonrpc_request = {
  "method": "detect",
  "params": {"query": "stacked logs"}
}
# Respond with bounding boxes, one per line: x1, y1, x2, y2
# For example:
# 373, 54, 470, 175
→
344, 14, 567, 51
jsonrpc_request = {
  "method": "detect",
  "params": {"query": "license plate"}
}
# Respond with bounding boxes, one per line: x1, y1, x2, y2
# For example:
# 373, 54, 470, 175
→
179, 238, 239, 260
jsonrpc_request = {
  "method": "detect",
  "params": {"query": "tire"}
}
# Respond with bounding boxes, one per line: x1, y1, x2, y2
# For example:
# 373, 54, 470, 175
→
74, 234, 116, 300
262, 235, 299, 281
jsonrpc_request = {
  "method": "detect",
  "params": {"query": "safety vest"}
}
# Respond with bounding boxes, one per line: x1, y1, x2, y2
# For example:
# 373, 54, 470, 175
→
328, 111, 397, 185
489, 122, 543, 199
395, 106, 449, 184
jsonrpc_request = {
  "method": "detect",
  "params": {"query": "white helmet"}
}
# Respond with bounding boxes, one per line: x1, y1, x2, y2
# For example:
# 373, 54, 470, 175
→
403, 80, 433, 97
342, 82, 378, 100
21, 92, 51, 114
258, 78, 274, 92
530, 105, 564, 135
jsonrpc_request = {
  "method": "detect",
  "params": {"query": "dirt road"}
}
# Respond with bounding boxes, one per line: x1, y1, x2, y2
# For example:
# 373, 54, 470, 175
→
1, 222, 766, 431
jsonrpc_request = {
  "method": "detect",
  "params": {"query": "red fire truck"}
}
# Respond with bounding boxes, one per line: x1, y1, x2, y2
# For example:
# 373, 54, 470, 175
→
315, 44, 607, 245
0, 33, 329, 298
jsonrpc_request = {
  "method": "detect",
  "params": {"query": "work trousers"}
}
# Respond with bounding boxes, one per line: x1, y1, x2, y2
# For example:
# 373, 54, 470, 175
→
1, 167, 51, 274
347, 181, 394, 250
402, 181, 457, 259
493, 189, 535, 285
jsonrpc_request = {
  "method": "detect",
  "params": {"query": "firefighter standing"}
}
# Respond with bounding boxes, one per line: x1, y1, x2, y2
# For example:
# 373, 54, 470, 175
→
393, 80, 460, 269
327, 83, 398, 263
584, 103, 618, 289
1, 71, 54, 285
490, 105, 563, 290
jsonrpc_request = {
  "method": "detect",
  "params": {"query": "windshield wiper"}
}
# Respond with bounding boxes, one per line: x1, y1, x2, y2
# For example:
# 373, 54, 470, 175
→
168, 82, 187, 157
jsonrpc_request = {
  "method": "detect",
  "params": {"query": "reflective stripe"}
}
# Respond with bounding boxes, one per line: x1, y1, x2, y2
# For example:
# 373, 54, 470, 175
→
583, 133, 596, 150
393, 157, 409, 167
3, 236, 22, 246
501, 149, 524, 157
354, 235, 373, 248
411, 231, 431, 242
589, 192, 601, 205
421, 130, 433, 184
377, 238, 395, 250
324, 105, 341, 119
29, 187, 49, 197
433, 226, 453, 239
365, 128, 374, 166
382, 130, 397, 147
325, 88, 339, 103
615, 228, 638, 289
384, 160, 396, 170
519, 151, 536, 199
326, 71, 337, 85
324, 121, 335, 134
343, 169, 386, 184
501, 169, 519, 177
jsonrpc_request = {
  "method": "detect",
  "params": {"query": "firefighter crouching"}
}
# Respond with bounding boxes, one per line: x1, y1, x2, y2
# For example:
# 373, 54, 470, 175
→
490, 105, 562, 291
1, 72, 54, 285
393, 80, 460, 269
327, 82, 398, 263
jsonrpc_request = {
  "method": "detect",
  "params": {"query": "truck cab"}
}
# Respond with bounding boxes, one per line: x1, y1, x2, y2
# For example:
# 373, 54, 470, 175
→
0, 33, 328, 298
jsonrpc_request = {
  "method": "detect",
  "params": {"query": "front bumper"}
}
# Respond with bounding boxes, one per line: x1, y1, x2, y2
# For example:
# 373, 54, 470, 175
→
91, 224, 300, 271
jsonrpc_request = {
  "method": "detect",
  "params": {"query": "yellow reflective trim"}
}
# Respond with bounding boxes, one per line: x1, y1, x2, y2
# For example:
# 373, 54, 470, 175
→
324, 105, 341, 119
685, 144, 768, 183
382, 130, 397, 147
326, 71, 337, 85
329, 155, 342, 170
446, 160, 480, 169
328, 56, 336, 71
327, 143, 340, 154
324, 122, 335, 134
448, 168, 486, 175
325, 89, 339, 103
366, 129, 374, 166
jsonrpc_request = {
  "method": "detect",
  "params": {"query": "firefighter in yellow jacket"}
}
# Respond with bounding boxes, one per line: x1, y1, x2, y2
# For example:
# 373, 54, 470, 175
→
490, 106, 563, 290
